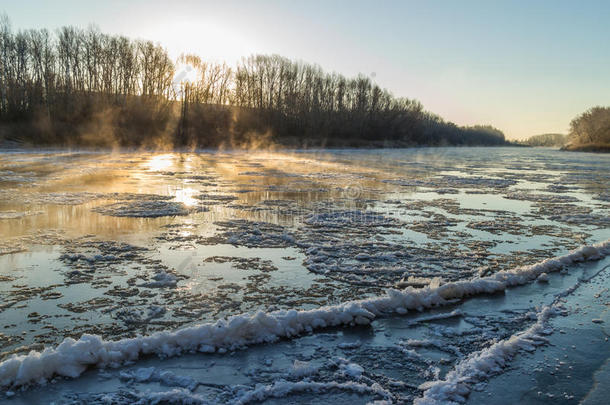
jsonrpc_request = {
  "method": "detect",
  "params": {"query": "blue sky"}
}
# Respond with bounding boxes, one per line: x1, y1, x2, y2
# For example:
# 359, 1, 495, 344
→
2, 0, 609, 139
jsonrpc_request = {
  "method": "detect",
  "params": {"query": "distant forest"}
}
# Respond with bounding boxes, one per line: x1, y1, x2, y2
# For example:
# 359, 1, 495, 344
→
0, 16, 508, 148
519, 133, 567, 147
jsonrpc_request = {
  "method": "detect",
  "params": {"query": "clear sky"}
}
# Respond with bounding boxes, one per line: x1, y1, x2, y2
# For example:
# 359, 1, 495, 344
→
2, 0, 609, 139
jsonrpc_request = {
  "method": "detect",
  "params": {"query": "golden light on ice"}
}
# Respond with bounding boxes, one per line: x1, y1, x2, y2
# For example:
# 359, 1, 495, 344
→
173, 186, 199, 207
146, 154, 174, 172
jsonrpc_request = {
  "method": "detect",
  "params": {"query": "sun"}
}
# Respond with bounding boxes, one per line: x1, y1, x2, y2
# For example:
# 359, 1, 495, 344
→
157, 19, 257, 64
173, 63, 198, 86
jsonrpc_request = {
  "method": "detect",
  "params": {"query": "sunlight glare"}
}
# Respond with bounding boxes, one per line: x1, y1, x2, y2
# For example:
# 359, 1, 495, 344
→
174, 63, 198, 85
146, 154, 174, 172
159, 20, 258, 64
173, 186, 199, 207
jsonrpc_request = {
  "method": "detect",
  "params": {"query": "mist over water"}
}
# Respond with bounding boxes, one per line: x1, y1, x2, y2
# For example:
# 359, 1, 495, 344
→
0, 1, 608, 402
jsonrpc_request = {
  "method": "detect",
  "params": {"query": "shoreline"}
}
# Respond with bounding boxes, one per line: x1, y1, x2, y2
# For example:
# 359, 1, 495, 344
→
561, 143, 610, 153
0, 142, 527, 153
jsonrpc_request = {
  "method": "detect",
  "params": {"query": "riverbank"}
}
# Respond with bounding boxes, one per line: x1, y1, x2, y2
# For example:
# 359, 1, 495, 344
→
0, 137, 522, 151
562, 143, 610, 153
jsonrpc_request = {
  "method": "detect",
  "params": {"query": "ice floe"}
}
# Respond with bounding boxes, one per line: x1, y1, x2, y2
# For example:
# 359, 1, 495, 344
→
304, 211, 402, 228
415, 305, 557, 404
234, 379, 393, 404
0, 210, 42, 220
203, 220, 296, 248
0, 239, 607, 390
93, 200, 203, 218
139, 271, 178, 288
119, 367, 197, 390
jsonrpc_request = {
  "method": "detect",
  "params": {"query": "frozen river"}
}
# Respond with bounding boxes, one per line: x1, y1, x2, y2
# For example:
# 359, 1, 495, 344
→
0, 147, 608, 404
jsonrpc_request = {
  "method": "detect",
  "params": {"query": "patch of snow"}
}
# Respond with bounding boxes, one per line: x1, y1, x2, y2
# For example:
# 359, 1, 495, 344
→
337, 341, 362, 350
210, 220, 295, 248
408, 310, 464, 325
341, 362, 364, 379
415, 305, 557, 404
384, 176, 516, 190
505, 192, 579, 203
119, 367, 197, 390
402, 339, 462, 358
129, 388, 207, 404
304, 210, 401, 228
234, 379, 393, 404
93, 200, 203, 218
290, 360, 318, 377
140, 271, 178, 288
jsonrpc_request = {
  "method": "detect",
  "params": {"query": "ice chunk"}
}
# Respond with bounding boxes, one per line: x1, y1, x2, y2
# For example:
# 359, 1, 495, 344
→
0, 239, 607, 390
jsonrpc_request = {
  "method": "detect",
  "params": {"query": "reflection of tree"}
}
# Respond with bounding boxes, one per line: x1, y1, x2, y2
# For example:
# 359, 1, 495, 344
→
178, 81, 190, 146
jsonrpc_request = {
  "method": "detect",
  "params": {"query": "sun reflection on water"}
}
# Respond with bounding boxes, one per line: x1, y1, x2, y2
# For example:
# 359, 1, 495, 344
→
146, 154, 174, 172
173, 186, 199, 207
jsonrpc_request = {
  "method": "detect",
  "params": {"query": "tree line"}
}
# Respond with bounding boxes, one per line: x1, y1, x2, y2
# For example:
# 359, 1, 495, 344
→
568, 106, 610, 149
0, 15, 507, 148
518, 133, 567, 147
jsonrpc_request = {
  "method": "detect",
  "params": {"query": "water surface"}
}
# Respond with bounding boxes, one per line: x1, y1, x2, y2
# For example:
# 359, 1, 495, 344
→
0, 147, 608, 403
